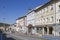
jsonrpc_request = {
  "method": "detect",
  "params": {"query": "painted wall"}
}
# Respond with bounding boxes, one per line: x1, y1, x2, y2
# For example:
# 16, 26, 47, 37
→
27, 11, 35, 26
35, 3, 56, 25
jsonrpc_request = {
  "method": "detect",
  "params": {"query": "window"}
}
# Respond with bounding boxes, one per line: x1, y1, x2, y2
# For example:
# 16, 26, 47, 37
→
59, 32, 60, 34
51, 7, 53, 10
59, 5, 60, 11
42, 9, 45, 13
41, 9, 43, 13
51, 16, 53, 22
43, 18, 45, 21
45, 7, 48, 12
45, 18, 47, 22
51, 5, 53, 10
40, 10, 41, 13
59, 19, 60, 23
59, 5, 60, 8
33, 27, 34, 29
57, 19, 58, 21
43, 18, 45, 23
47, 17, 49, 22
47, 18, 48, 20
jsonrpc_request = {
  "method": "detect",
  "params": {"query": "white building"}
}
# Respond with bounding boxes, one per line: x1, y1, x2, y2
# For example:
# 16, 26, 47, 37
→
16, 16, 27, 33
34, 0, 60, 36
26, 10, 37, 34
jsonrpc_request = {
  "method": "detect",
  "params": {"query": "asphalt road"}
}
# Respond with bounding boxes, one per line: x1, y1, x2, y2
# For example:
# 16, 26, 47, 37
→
0, 33, 16, 40
1, 32, 60, 40
5, 32, 49, 40
4, 32, 60, 40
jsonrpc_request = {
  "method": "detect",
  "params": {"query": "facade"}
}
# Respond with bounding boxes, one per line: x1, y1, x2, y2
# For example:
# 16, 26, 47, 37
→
26, 10, 37, 34
34, 0, 60, 36
15, 0, 60, 36
0, 27, 5, 31
16, 16, 27, 33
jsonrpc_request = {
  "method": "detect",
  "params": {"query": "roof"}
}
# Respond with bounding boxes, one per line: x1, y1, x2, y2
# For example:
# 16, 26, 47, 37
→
16, 16, 26, 20
34, 0, 57, 12
26, 0, 51, 15
26, 9, 35, 15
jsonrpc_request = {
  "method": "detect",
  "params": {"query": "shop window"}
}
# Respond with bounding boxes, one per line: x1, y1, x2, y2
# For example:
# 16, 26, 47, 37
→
59, 19, 60, 23
33, 27, 34, 29
59, 32, 60, 34
59, 5, 60, 11
59, 5, 60, 8
51, 7, 53, 10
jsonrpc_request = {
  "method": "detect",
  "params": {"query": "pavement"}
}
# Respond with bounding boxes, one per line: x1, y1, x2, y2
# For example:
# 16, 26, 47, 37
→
4, 32, 60, 40
40, 36, 60, 40
4, 32, 49, 40
0, 32, 16, 40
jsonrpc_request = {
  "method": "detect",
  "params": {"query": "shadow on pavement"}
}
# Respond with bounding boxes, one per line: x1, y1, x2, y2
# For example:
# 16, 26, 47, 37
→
0, 29, 16, 40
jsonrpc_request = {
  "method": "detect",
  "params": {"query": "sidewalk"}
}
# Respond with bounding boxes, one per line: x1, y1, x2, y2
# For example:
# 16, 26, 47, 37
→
4, 32, 60, 40
5, 32, 49, 40
13, 32, 41, 38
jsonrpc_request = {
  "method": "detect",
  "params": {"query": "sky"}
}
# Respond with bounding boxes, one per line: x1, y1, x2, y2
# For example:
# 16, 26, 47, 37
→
0, 0, 50, 24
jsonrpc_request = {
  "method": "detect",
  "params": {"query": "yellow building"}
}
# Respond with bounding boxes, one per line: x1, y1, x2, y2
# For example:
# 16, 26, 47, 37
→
34, 0, 60, 36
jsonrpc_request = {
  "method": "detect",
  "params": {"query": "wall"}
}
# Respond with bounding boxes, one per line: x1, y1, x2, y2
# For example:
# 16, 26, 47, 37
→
27, 11, 35, 26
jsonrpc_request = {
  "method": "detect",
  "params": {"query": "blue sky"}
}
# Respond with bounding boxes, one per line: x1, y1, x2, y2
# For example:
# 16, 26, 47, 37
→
0, 0, 50, 24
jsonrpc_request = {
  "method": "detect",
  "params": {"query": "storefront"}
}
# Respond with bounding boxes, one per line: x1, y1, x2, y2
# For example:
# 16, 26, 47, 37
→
35, 25, 54, 36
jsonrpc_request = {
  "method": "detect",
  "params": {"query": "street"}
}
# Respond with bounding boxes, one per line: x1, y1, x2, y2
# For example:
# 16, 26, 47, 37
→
4, 32, 49, 40
1, 31, 60, 40
2, 32, 60, 40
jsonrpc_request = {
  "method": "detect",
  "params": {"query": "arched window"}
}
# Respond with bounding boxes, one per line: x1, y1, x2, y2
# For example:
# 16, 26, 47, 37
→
59, 5, 60, 9
59, 19, 60, 23
51, 16, 53, 22
59, 5, 60, 11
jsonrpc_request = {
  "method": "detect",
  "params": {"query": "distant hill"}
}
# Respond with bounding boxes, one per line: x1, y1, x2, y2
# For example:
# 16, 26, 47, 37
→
0, 23, 10, 27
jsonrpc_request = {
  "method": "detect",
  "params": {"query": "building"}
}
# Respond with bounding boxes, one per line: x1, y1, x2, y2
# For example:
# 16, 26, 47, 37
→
16, 16, 27, 33
15, 0, 60, 36
0, 27, 5, 31
26, 10, 37, 34
34, 0, 60, 36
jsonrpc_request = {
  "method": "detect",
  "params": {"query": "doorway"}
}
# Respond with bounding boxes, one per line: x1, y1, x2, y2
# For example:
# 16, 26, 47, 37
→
49, 27, 53, 34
